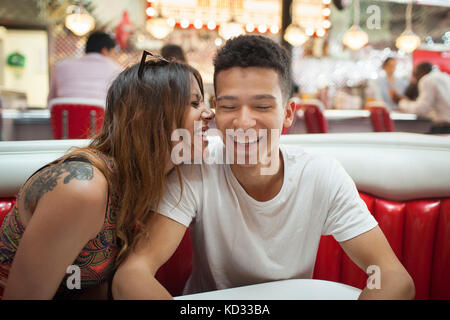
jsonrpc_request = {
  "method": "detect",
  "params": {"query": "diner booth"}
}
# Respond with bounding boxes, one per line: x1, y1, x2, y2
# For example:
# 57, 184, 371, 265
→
1, 0, 450, 301
0, 132, 449, 300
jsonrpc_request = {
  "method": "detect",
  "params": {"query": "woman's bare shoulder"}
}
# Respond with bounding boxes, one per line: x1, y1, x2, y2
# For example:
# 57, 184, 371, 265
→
18, 160, 108, 232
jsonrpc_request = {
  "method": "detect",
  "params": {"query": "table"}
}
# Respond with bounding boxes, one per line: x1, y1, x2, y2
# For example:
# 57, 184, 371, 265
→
0, 108, 433, 141
174, 279, 362, 300
290, 109, 433, 134
1, 109, 53, 141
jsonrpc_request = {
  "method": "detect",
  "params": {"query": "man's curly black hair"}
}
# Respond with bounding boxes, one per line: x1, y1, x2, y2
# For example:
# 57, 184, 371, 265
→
213, 35, 292, 103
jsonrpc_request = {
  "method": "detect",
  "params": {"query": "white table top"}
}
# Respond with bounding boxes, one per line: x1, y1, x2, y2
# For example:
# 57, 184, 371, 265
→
296, 109, 419, 121
174, 279, 362, 300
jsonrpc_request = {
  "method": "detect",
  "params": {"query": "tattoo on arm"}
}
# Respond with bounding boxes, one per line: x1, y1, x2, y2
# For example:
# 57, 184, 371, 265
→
23, 161, 94, 211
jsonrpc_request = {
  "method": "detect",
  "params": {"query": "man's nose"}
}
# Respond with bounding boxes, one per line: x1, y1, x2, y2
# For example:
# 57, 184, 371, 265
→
233, 106, 256, 129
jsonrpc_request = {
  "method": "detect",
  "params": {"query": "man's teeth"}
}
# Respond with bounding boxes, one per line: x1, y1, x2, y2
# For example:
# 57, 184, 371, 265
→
234, 137, 260, 144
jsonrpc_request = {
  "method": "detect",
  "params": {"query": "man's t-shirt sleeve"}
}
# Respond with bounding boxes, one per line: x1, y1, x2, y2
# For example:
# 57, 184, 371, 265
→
156, 166, 201, 227
322, 158, 378, 242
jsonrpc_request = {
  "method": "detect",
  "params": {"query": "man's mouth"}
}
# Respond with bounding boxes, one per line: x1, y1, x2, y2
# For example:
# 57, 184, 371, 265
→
229, 133, 264, 147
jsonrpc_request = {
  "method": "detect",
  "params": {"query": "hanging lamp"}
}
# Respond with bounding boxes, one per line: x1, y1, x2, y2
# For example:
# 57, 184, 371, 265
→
65, 5, 95, 36
218, 0, 244, 40
395, 2, 421, 53
146, 2, 173, 40
342, 0, 368, 50
283, 0, 308, 46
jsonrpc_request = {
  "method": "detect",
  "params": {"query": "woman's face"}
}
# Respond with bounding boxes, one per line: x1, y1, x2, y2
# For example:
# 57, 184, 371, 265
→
166, 74, 214, 173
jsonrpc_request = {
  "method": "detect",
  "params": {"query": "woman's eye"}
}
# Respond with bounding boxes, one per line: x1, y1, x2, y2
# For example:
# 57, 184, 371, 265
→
256, 106, 271, 110
191, 101, 200, 108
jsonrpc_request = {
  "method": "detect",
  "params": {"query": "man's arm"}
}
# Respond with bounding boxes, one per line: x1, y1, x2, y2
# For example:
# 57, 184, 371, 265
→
339, 226, 415, 300
112, 213, 187, 300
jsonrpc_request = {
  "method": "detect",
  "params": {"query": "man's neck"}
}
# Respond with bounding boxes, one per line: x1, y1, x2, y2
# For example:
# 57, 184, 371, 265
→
229, 149, 284, 202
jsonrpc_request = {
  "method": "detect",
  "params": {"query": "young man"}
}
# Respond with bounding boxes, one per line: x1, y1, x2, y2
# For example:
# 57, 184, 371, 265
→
113, 35, 414, 300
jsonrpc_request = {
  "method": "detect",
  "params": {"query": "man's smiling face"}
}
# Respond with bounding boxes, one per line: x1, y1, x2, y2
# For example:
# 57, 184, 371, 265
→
214, 66, 294, 167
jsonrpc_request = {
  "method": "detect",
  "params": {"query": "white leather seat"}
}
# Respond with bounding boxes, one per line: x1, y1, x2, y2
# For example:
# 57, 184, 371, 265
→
0, 133, 449, 201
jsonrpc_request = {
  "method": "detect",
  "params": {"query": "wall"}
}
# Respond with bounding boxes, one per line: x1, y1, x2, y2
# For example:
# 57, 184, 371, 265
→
1, 29, 49, 107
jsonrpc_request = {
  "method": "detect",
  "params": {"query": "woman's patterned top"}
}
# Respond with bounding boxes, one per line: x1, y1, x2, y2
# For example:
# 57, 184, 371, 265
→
0, 151, 119, 299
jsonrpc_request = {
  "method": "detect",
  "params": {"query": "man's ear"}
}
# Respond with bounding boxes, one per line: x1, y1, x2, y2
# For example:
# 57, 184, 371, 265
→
283, 98, 297, 128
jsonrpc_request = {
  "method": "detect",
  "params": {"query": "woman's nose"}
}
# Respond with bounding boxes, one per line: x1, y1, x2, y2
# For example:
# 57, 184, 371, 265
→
201, 106, 215, 121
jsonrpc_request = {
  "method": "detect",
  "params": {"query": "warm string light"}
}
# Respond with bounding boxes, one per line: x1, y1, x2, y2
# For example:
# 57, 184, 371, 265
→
145, 0, 279, 37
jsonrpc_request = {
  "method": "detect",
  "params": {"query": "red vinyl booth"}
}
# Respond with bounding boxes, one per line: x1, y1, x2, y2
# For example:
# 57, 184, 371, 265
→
0, 133, 449, 299
283, 100, 328, 134
152, 195, 450, 299
49, 98, 105, 139
366, 106, 395, 132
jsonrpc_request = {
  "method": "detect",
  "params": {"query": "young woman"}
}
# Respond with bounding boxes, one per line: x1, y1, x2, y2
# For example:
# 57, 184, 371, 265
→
0, 51, 214, 299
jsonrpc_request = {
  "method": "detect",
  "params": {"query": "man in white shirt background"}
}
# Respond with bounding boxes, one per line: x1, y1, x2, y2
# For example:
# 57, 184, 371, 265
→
112, 35, 415, 300
391, 62, 450, 134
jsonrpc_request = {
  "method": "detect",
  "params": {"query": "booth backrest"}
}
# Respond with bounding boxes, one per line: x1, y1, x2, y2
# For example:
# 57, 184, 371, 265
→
366, 106, 395, 132
49, 98, 106, 139
0, 133, 449, 299
297, 103, 329, 133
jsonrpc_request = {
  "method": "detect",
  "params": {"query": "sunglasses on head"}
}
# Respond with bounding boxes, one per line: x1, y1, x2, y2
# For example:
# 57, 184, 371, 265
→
138, 50, 169, 79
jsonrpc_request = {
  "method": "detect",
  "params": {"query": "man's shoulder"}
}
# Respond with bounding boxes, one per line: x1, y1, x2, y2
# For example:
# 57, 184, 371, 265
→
54, 57, 80, 69
282, 144, 342, 179
282, 144, 336, 166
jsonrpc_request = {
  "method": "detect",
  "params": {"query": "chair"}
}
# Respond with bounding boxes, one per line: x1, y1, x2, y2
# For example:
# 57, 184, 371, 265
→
282, 100, 328, 134
366, 106, 395, 132
49, 98, 106, 139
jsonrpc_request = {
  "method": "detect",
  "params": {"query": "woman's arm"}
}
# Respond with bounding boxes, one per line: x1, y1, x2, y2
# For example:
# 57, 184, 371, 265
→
112, 213, 187, 300
3, 162, 108, 299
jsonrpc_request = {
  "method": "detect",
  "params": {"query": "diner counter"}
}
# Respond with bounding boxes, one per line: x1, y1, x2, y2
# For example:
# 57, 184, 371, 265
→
174, 279, 362, 300
0, 108, 433, 141
291, 109, 432, 134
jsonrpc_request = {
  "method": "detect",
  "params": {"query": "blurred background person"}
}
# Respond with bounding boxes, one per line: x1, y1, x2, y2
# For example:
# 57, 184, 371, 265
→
368, 57, 408, 110
48, 31, 122, 103
403, 81, 419, 101
161, 44, 186, 62
391, 62, 450, 134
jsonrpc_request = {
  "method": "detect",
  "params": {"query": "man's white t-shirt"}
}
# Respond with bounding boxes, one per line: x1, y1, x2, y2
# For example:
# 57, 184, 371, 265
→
157, 141, 378, 295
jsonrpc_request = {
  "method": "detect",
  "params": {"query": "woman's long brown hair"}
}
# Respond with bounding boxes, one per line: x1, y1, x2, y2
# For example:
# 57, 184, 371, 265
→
58, 59, 204, 267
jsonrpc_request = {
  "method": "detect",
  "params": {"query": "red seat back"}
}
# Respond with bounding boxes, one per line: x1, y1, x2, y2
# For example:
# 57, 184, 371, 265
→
0, 198, 15, 226
367, 106, 394, 132
50, 104, 105, 139
154, 193, 450, 299
155, 231, 193, 297
2, 192, 448, 299
282, 103, 328, 134
313, 193, 450, 300
299, 103, 328, 133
